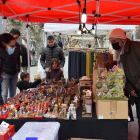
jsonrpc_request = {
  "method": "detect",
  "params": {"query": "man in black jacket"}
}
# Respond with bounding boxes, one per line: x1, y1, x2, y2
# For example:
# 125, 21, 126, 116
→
40, 35, 65, 72
1, 29, 20, 103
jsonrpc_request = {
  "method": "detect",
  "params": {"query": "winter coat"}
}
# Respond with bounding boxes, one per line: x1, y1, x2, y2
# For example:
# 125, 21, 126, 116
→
46, 69, 64, 82
58, 41, 63, 49
16, 79, 41, 91
0, 48, 8, 84
120, 38, 140, 105
0, 48, 8, 105
3, 42, 20, 74
40, 43, 65, 69
20, 49, 28, 67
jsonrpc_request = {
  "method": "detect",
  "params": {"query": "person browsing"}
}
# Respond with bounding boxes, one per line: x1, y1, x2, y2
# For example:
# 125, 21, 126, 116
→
17, 72, 44, 92
46, 58, 64, 82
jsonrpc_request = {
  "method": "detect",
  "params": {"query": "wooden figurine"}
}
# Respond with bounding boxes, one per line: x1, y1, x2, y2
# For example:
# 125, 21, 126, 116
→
82, 90, 92, 117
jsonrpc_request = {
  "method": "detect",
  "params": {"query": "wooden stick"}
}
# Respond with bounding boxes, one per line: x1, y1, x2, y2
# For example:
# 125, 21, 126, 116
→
68, 36, 75, 47
91, 39, 96, 48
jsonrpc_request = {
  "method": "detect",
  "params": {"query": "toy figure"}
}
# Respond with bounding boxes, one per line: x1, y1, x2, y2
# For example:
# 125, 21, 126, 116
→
44, 96, 46, 101
52, 104, 58, 115
0, 107, 2, 116
82, 90, 92, 117
2, 107, 6, 115
39, 109, 43, 116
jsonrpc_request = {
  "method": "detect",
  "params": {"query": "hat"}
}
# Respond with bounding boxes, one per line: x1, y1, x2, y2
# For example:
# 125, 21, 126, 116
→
109, 28, 126, 39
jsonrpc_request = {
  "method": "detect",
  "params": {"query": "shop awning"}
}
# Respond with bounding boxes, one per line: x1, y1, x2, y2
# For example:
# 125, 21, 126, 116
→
44, 23, 135, 36
0, 0, 140, 25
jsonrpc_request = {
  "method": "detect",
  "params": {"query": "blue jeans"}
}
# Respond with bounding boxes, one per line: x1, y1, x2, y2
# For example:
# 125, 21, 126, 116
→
1, 73, 18, 103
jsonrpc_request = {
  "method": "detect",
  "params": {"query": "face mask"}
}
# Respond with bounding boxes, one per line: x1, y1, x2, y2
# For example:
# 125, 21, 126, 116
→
112, 42, 121, 50
7, 47, 15, 55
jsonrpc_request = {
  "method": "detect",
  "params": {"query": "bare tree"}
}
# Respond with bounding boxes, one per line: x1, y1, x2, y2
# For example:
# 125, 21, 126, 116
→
5, 19, 44, 58
135, 25, 140, 39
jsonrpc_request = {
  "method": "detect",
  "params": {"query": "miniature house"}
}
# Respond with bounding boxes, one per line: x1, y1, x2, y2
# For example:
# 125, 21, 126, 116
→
82, 90, 92, 117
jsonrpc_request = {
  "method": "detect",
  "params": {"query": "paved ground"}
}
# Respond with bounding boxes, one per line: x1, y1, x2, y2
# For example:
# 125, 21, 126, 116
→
128, 105, 138, 140
17, 55, 138, 140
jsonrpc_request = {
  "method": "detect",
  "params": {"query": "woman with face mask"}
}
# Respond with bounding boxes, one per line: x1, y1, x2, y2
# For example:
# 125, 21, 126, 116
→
0, 33, 15, 105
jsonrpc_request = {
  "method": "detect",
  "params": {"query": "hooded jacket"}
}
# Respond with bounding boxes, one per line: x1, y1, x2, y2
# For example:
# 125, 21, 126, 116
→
46, 69, 64, 82
3, 42, 20, 74
16, 79, 41, 92
40, 42, 65, 69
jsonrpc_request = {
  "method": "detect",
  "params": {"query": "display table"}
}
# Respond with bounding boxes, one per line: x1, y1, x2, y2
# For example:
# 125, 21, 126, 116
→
0, 104, 128, 140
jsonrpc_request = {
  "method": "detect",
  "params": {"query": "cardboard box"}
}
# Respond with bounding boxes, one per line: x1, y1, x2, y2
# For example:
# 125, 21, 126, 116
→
96, 100, 128, 119
0, 125, 15, 140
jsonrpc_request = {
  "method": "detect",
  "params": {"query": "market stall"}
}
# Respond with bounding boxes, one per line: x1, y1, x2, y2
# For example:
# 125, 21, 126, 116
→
0, 0, 139, 140
0, 68, 128, 140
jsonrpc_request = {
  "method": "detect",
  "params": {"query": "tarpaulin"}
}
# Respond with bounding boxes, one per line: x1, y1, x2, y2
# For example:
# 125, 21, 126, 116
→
0, 0, 140, 25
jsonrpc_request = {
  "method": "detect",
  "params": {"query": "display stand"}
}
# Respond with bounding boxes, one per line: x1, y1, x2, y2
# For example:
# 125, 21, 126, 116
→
0, 103, 128, 140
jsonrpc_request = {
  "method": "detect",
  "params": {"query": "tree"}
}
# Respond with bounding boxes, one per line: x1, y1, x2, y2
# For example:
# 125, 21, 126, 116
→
135, 25, 140, 40
5, 19, 44, 58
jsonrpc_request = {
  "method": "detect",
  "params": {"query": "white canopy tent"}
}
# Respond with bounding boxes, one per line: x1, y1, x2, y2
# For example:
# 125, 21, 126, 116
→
44, 23, 135, 37
44, 23, 135, 49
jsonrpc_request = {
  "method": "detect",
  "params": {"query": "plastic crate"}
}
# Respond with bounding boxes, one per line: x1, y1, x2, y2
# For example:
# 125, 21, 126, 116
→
11, 122, 60, 140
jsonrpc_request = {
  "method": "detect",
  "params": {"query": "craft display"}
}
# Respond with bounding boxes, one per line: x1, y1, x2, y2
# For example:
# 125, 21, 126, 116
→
96, 68, 128, 100
105, 54, 117, 71
95, 54, 105, 68
0, 77, 93, 120
43, 79, 78, 119
66, 104, 76, 120
82, 90, 92, 117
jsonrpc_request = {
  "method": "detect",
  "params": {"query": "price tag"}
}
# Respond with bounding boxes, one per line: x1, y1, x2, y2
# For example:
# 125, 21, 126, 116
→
99, 115, 103, 119
1, 121, 9, 131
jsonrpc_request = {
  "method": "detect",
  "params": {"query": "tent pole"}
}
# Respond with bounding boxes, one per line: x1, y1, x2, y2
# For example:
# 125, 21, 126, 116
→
26, 16, 30, 78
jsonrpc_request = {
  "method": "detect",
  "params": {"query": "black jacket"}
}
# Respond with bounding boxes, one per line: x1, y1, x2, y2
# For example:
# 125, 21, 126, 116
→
46, 69, 64, 82
20, 49, 28, 67
4, 42, 20, 74
40, 43, 65, 69
0, 48, 8, 84
16, 79, 41, 91
0, 48, 8, 105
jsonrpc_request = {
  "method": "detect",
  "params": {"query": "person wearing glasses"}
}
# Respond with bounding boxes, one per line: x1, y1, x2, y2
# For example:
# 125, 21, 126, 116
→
109, 28, 140, 140
1, 29, 20, 103
0, 33, 16, 105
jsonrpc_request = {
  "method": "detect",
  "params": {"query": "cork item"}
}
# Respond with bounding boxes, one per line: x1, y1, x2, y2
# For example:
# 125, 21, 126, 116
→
105, 54, 117, 71
95, 54, 105, 68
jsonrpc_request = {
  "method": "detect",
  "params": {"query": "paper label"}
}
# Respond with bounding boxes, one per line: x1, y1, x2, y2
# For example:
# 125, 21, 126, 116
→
1, 121, 9, 132
99, 115, 103, 119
